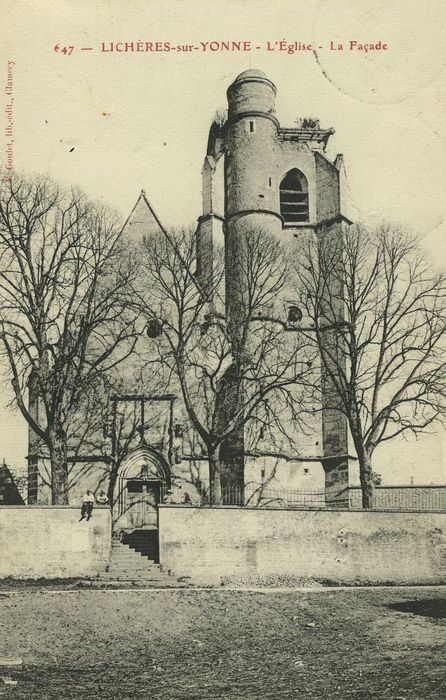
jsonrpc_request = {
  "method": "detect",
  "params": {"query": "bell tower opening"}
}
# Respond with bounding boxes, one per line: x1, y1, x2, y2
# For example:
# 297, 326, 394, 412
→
280, 169, 309, 224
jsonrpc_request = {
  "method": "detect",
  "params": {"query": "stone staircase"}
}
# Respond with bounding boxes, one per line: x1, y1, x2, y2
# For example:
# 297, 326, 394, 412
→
122, 529, 159, 561
97, 534, 187, 587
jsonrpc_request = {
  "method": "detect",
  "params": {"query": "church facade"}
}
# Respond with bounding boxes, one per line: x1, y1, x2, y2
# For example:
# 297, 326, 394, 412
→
27, 68, 357, 519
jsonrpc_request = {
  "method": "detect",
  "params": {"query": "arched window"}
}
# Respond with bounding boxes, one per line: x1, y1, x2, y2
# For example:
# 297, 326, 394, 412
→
280, 169, 309, 223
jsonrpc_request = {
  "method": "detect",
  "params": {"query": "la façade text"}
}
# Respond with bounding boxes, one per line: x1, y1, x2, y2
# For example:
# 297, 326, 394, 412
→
330, 41, 388, 51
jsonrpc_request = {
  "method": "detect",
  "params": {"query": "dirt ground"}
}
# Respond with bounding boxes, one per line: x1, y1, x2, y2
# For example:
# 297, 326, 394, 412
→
0, 586, 445, 699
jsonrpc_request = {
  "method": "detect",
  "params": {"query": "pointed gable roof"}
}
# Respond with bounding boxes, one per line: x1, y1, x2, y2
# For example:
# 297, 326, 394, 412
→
0, 460, 25, 505
121, 189, 163, 242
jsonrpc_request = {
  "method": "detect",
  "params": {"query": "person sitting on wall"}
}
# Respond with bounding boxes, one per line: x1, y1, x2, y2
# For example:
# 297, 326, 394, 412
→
79, 490, 95, 521
163, 489, 176, 504
96, 490, 109, 506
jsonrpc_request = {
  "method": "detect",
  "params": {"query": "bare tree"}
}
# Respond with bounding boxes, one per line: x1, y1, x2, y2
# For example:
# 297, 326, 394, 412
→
0, 172, 140, 503
298, 223, 446, 507
134, 226, 315, 505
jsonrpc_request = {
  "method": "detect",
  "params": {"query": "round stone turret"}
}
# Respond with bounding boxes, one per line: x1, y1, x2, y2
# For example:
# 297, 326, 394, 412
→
227, 69, 277, 122
225, 69, 281, 224
224, 69, 282, 350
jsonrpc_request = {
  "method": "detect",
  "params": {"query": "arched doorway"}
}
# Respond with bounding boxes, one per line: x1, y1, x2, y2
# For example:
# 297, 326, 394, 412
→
113, 446, 171, 533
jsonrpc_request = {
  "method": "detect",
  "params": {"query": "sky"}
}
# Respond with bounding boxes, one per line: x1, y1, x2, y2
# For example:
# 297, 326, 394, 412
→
1, 0, 446, 482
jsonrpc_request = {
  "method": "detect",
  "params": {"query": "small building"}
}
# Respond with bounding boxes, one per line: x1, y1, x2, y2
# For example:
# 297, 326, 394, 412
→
0, 460, 25, 505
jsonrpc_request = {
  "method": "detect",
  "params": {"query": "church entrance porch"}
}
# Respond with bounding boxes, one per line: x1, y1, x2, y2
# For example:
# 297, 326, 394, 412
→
113, 445, 171, 536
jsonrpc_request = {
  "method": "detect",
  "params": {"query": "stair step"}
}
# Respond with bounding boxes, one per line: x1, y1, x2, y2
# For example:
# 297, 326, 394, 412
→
113, 544, 148, 548
100, 572, 171, 580
106, 571, 168, 581
111, 556, 154, 560
108, 569, 160, 575
99, 577, 168, 583
108, 566, 158, 572
111, 564, 158, 568
111, 560, 153, 565
98, 549, 187, 585
112, 552, 152, 561
109, 563, 156, 568
112, 533, 160, 565
114, 572, 167, 577
112, 546, 153, 554
98, 579, 182, 586
111, 561, 155, 567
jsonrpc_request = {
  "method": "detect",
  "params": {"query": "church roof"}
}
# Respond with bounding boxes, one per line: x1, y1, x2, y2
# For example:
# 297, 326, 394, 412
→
228, 68, 276, 95
0, 460, 25, 505
121, 189, 163, 242
234, 69, 267, 81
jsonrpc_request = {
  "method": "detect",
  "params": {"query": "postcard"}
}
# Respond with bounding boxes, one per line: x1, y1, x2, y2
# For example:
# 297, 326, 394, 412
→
1, 1, 445, 698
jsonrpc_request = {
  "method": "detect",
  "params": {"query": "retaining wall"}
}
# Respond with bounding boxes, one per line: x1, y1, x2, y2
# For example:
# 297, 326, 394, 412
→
0, 506, 111, 579
158, 505, 446, 585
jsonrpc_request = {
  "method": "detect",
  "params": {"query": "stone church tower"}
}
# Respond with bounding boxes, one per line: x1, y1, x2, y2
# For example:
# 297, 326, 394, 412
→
26, 69, 354, 505
196, 69, 354, 496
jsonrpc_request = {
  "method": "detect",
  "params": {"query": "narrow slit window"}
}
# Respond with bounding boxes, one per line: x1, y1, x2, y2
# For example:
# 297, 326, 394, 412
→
280, 168, 309, 223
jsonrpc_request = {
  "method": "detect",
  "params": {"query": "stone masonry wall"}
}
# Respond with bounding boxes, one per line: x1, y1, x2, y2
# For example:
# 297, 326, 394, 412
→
0, 506, 111, 579
159, 505, 446, 585
315, 151, 340, 221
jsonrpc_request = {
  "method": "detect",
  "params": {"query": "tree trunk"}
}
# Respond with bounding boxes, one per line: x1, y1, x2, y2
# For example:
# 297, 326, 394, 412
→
357, 446, 374, 509
349, 411, 375, 509
107, 462, 117, 515
48, 424, 69, 505
214, 362, 245, 494
208, 444, 222, 506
